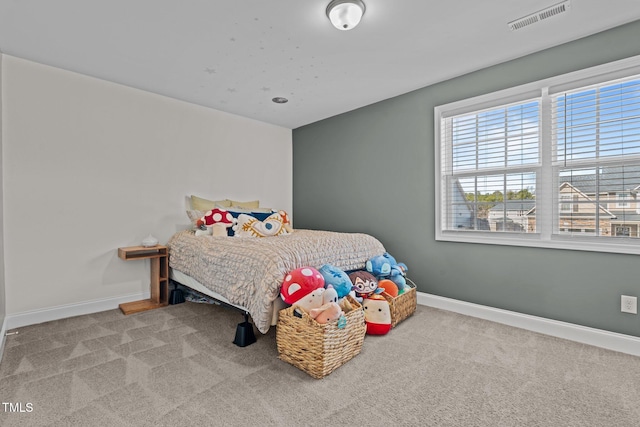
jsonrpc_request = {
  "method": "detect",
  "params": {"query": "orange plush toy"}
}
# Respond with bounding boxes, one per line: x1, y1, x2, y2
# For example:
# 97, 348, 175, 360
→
377, 279, 398, 298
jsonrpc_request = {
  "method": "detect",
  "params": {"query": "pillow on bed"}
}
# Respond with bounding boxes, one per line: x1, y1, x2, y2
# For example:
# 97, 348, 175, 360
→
190, 195, 232, 211
220, 205, 272, 214
229, 199, 260, 209
186, 209, 205, 229
187, 208, 237, 227
233, 211, 290, 238
222, 206, 275, 236
186, 207, 276, 236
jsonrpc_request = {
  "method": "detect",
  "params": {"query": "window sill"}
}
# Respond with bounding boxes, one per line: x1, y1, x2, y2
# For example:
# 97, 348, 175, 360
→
436, 231, 640, 255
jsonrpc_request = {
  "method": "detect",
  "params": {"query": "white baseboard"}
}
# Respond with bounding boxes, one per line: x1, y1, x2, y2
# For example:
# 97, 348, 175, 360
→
4, 291, 149, 330
417, 292, 640, 357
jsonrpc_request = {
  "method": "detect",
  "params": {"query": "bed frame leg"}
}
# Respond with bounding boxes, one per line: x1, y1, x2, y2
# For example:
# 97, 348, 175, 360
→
168, 281, 185, 305
233, 312, 257, 347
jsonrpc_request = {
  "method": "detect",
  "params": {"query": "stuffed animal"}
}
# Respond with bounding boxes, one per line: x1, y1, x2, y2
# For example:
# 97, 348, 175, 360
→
382, 252, 408, 293
319, 264, 353, 299
234, 211, 290, 238
339, 296, 353, 313
365, 254, 392, 278
278, 210, 294, 233
367, 253, 408, 293
195, 208, 235, 237
294, 288, 326, 313
280, 267, 325, 313
348, 270, 379, 302
309, 302, 343, 324
377, 279, 398, 298
362, 294, 392, 335
323, 284, 339, 305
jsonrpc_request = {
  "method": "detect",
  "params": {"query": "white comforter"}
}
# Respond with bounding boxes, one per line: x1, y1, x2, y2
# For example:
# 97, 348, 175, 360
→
167, 229, 385, 333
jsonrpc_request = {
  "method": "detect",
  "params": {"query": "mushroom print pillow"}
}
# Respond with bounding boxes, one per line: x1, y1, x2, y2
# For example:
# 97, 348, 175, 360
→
233, 211, 291, 238
195, 208, 235, 237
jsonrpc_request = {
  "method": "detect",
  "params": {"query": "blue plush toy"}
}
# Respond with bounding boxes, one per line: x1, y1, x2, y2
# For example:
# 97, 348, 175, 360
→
382, 252, 408, 292
319, 264, 353, 299
365, 254, 392, 278
366, 252, 408, 293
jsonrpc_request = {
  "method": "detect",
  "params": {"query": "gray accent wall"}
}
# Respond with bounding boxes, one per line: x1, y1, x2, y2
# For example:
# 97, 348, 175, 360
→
293, 20, 640, 337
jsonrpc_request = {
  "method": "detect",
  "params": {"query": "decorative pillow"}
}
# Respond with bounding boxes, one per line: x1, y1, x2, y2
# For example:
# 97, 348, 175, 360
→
219, 205, 272, 214
233, 212, 290, 238
216, 206, 273, 236
229, 199, 260, 209
190, 195, 231, 211
186, 209, 205, 228
277, 210, 293, 233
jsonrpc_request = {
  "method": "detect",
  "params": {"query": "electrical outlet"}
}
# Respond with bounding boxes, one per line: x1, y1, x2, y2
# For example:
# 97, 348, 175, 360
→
621, 295, 637, 314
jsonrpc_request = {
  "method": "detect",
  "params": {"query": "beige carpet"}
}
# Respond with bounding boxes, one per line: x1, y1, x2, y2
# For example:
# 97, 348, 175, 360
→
1, 300, 639, 427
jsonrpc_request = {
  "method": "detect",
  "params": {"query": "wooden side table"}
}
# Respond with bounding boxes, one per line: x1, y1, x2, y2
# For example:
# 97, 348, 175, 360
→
117, 245, 169, 315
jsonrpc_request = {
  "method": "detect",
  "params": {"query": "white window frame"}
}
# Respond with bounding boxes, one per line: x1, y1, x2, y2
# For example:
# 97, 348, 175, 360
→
435, 55, 640, 255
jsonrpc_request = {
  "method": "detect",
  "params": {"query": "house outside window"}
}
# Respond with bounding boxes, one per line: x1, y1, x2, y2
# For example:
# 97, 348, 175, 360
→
435, 55, 640, 254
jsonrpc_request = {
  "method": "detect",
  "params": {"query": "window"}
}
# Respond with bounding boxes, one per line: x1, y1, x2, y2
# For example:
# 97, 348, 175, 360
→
560, 194, 576, 212
615, 226, 631, 237
435, 55, 640, 254
617, 192, 630, 208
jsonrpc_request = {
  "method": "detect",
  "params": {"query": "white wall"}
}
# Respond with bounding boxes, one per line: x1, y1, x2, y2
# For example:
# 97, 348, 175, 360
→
2, 55, 292, 318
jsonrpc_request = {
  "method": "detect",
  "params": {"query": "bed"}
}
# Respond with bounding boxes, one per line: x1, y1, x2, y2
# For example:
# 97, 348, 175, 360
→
166, 228, 386, 339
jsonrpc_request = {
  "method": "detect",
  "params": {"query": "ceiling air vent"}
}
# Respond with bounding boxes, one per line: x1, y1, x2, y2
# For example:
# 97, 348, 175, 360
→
508, 0, 570, 31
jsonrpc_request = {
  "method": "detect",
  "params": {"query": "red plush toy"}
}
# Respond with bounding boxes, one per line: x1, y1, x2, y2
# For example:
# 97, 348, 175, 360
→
280, 267, 325, 313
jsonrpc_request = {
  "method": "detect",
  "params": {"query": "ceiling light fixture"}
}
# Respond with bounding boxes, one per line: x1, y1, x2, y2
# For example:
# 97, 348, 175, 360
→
326, 0, 365, 31
272, 97, 288, 104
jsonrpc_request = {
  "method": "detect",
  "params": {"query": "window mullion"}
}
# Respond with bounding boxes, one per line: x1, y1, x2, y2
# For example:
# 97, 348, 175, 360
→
595, 89, 601, 235
540, 88, 553, 240
475, 115, 479, 171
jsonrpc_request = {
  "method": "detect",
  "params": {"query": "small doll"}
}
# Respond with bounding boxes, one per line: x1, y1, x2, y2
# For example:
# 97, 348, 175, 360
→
348, 270, 379, 302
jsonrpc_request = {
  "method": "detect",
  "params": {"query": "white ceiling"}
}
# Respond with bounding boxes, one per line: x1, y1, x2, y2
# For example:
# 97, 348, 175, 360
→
1, 1, 640, 129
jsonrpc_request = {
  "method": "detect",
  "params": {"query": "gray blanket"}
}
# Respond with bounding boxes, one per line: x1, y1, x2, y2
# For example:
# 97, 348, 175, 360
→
167, 229, 385, 333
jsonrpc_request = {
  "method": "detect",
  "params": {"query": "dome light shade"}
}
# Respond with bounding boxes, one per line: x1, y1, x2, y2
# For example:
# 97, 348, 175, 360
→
326, 0, 365, 31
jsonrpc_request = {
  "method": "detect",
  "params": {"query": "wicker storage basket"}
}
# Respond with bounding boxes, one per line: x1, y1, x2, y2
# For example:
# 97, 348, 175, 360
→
382, 277, 417, 328
276, 295, 366, 379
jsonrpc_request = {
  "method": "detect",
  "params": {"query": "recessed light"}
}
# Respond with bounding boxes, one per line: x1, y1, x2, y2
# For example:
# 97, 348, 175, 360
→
272, 97, 289, 104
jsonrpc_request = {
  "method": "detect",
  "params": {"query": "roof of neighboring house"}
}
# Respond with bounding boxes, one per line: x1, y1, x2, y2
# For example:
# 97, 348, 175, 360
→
453, 179, 474, 212
559, 165, 640, 194
489, 200, 536, 212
